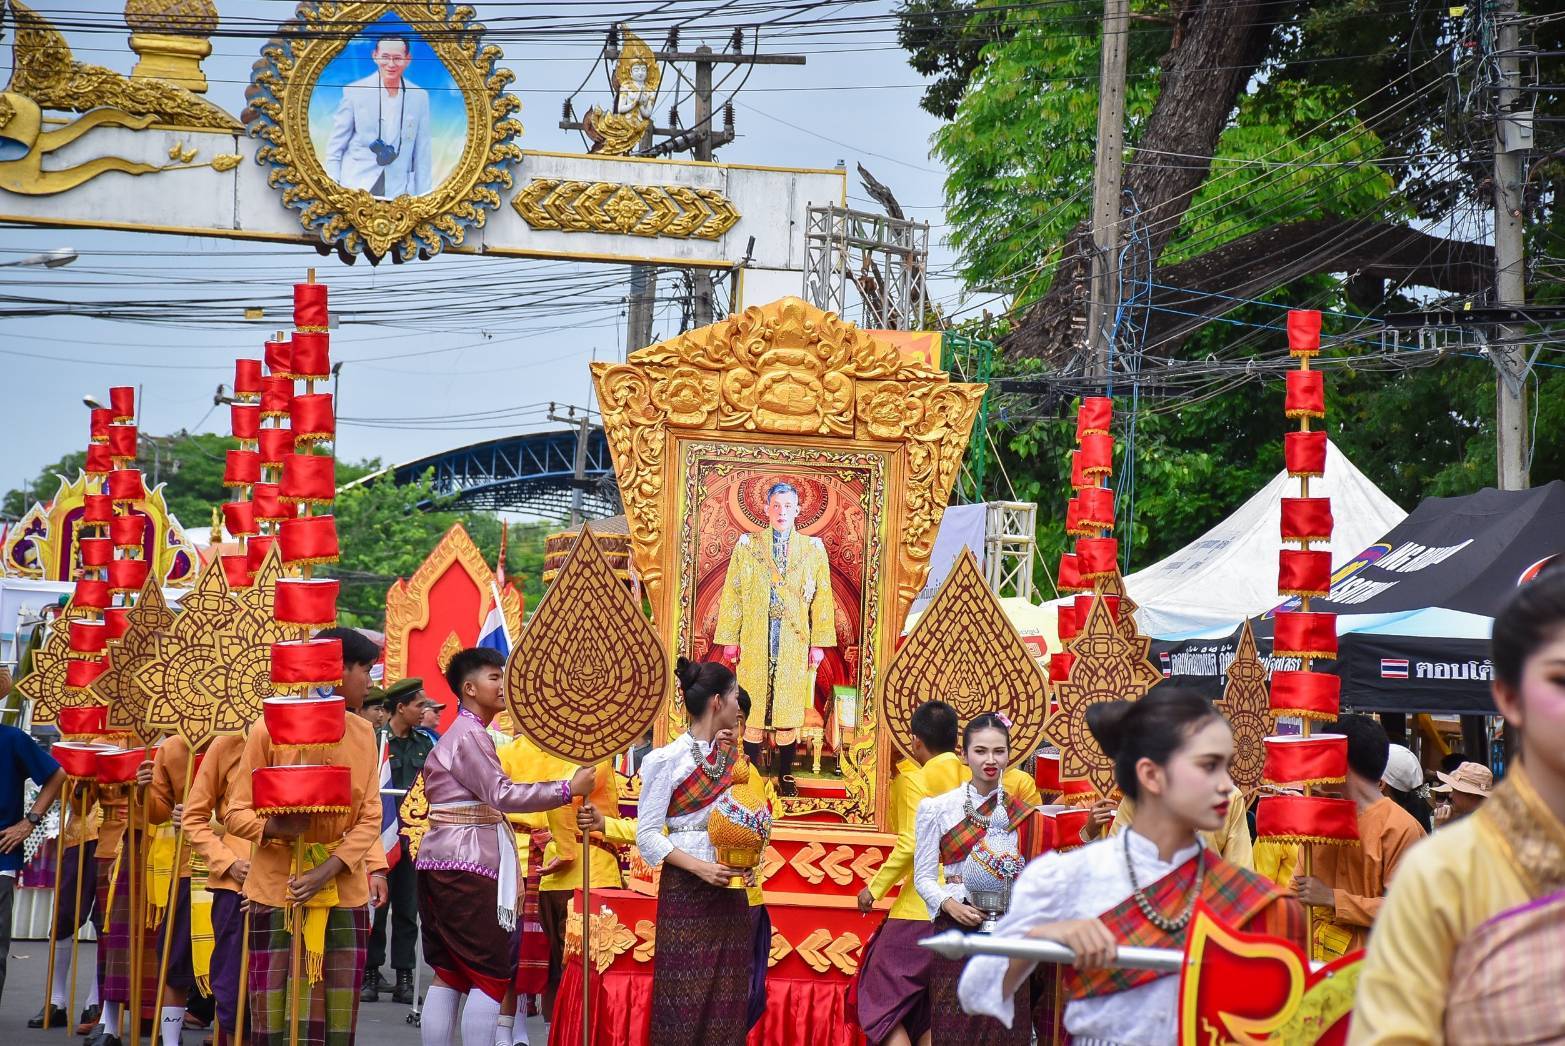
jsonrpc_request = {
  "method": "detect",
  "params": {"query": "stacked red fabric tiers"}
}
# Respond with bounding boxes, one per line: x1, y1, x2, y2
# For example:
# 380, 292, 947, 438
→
1255, 311, 1358, 847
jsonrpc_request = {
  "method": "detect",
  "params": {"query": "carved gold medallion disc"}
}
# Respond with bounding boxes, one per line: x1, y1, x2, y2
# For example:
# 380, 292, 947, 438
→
1217, 619, 1273, 793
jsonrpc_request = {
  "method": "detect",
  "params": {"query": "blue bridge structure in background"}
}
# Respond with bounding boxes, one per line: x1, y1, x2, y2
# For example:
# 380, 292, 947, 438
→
382, 428, 618, 519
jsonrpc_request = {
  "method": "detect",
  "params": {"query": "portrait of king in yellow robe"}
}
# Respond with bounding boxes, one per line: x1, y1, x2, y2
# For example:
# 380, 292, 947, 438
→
715, 482, 837, 763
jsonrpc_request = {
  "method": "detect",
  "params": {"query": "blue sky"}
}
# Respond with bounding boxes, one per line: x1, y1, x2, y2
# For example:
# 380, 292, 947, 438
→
0, 2, 967, 517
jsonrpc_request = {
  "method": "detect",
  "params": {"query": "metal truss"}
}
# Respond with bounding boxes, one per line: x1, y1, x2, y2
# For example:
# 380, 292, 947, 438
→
390, 429, 619, 519
802, 205, 929, 330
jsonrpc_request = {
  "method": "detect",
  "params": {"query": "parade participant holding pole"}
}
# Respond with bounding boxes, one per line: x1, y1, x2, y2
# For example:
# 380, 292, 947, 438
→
1350, 564, 1565, 1044
912, 713, 1039, 1043
636, 658, 753, 1045
182, 733, 251, 1046
31, 774, 101, 1030
852, 699, 959, 1046
87, 772, 131, 1044
0, 725, 64, 1004
416, 647, 593, 1046
959, 688, 1305, 1041
140, 737, 200, 1046
224, 625, 390, 1046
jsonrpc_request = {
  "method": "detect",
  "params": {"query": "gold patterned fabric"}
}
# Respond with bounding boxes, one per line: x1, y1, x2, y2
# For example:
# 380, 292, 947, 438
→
713, 528, 835, 733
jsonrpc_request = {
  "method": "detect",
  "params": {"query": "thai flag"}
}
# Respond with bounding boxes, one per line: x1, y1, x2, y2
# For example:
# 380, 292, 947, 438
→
1159, 652, 1172, 677
478, 582, 511, 656
378, 735, 402, 868
1380, 658, 1409, 680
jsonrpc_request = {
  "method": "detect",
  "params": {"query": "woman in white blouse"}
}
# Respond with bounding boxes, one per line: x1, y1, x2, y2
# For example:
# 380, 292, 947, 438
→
957, 688, 1306, 1045
636, 658, 753, 1045
913, 712, 1040, 1044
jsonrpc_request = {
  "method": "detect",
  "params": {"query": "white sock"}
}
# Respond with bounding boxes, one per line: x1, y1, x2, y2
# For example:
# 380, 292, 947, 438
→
85, 963, 100, 1008
421, 984, 461, 1046
494, 1014, 514, 1046
159, 1006, 185, 1046
50, 941, 71, 1005
460, 990, 503, 1046
100, 1001, 122, 1034
511, 1013, 530, 1046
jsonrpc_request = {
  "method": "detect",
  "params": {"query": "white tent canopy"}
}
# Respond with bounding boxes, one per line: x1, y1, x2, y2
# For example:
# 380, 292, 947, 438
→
1113, 440, 1406, 639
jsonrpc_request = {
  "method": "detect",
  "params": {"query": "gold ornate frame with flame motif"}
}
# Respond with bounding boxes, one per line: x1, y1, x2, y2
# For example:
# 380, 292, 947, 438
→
591, 297, 984, 829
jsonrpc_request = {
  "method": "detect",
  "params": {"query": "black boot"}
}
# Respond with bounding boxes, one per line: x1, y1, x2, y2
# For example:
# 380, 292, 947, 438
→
392, 970, 415, 1005
30, 1005, 70, 1030
743, 741, 763, 769
777, 742, 798, 797
360, 968, 386, 1003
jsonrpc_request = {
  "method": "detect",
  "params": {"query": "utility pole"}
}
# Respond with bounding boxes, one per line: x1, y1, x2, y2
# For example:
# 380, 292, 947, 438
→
548, 403, 595, 529
1087, 0, 1129, 383
1491, 0, 1532, 490
690, 47, 718, 327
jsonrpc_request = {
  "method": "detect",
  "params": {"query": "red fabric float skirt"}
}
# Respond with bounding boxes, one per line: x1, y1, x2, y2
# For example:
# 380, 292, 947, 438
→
417, 868, 518, 1002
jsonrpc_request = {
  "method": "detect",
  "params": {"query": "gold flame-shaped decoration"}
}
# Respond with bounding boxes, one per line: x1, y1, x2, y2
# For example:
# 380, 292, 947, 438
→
1217, 619, 1273, 793
92, 577, 177, 745
1045, 592, 1163, 795
880, 549, 1049, 764
506, 525, 669, 764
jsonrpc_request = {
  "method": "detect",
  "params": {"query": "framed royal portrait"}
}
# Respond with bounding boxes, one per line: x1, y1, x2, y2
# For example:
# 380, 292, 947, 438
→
247, 2, 523, 259
592, 298, 985, 829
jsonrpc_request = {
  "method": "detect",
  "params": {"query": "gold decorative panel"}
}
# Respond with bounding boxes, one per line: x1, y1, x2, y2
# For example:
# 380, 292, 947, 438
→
512, 179, 741, 240
1218, 619, 1273, 793
880, 550, 1049, 764
11, 603, 96, 726
92, 578, 177, 745
506, 526, 668, 764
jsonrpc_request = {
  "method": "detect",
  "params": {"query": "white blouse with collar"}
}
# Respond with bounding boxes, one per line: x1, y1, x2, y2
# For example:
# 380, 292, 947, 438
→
957, 829, 1203, 1044
634, 731, 722, 867
912, 781, 1020, 917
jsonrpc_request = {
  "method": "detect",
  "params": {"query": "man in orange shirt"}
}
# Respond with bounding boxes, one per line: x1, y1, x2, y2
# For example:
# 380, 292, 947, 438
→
224, 627, 389, 1045
182, 733, 251, 1046
140, 735, 200, 1046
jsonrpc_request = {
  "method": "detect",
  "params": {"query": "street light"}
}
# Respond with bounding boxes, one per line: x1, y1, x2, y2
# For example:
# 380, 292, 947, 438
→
83, 394, 103, 410
0, 248, 78, 269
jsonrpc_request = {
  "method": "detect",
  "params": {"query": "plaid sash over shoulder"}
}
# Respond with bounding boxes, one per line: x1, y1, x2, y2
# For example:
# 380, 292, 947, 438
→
668, 745, 735, 818
1067, 852, 1303, 1000
939, 791, 1040, 867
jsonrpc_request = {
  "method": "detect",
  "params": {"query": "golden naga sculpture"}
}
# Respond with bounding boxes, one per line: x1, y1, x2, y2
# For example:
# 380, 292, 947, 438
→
583, 29, 661, 155
5, 0, 239, 131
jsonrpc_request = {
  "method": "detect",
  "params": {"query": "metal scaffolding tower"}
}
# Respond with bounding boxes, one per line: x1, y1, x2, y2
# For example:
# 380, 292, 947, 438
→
802, 205, 929, 330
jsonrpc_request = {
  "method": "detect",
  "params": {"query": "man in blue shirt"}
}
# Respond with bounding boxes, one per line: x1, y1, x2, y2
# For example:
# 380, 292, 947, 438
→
0, 722, 67, 1002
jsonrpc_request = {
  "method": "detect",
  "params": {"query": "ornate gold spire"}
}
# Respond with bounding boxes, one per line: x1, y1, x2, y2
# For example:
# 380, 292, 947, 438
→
123, 0, 219, 92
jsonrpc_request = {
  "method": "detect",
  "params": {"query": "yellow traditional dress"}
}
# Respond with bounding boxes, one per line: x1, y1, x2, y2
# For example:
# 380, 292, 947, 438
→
713, 525, 836, 739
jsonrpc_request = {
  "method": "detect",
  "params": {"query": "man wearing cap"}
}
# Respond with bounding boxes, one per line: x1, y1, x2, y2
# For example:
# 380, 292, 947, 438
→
364, 678, 435, 1005
1432, 761, 1493, 826
417, 700, 443, 743
357, 686, 389, 732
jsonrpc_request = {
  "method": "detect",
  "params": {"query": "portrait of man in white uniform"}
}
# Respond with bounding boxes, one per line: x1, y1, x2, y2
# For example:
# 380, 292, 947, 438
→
323, 34, 432, 198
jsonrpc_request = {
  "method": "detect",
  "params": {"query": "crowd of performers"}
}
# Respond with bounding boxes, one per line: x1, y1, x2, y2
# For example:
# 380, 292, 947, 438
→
8, 562, 1565, 1045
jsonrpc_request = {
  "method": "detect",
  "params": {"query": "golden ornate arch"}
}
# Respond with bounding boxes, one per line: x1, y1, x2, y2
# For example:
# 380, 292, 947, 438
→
591, 297, 983, 827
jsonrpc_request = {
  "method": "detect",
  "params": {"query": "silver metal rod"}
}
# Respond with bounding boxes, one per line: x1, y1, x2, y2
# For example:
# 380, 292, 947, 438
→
920, 929, 1184, 973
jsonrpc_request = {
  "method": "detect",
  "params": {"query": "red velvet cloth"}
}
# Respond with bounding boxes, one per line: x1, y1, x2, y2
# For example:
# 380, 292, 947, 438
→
231, 403, 261, 441
1255, 794, 1359, 844
1056, 604, 1079, 642
224, 450, 261, 489
1078, 433, 1114, 476
280, 454, 336, 506
89, 408, 113, 444
1272, 611, 1338, 660
258, 427, 294, 468
1269, 670, 1341, 720
109, 387, 135, 423
222, 501, 258, 538
262, 695, 347, 747
1287, 310, 1322, 356
549, 955, 866, 1046
74, 579, 111, 609
1278, 549, 1332, 598
270, 639, 344, 691
65, 658, 109, 691
85, 443, 113, 477
1280, 497, 1333, 544
1034, 751, 1061, 792
1074, 593, 1121, 625
81, 537, 113, 568
1057, 553, 1089, 593
58, 705, 110, 738
260, 376, 293, 419
108, 558, 149, 593
291, 394, 335, 444
111, 514, 147, 549
253, 483, 294, 523
221, 555, 253, 590
290, 332, 331, 380
264, 338, 293, 379
279, 515, 339, 566
103, 607, 131, 640
107, 424, 138, 463
1064, 497, 1088, 537
107, 469, 145, 503
1284, 370, 1325, 420
251, 764, 352, 816
246, 535, 278, 572
1077, 486, 1114, 531
53, 741, 106, 778
83, 494, 114, 524
1070, 450, 1090, 490
70, 620, 107, 656
1076, 536, 1118, 579
234, 358, 263, 398
1076, 396, 1112, 439
1048, 652, 1074, 683
275, 578, 340, 628
293, 283, 329, 331
1045, 808, 1090, 850
1284, 430, 1327, 477
97, 747, 145, 784
1262, 734, 1348, 787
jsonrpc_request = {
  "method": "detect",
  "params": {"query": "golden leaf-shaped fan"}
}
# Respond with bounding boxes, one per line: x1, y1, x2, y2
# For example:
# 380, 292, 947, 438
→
1217, 619, 1273, 792
213, 546, 295, 735
880, 549, 1048, 763
1045, 593, 1162, 795
506, 525, 668, 764
93, 577, 177, 745
399, 773, 430, 862
11, 602, 97, 725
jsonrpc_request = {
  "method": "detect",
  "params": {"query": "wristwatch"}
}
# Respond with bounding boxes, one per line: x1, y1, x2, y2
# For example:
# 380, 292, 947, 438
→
25, 811, 41, 827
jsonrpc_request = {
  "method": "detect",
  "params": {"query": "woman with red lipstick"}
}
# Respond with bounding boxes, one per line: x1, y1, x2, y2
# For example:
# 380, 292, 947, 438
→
958, 688, 1305, 1043
912, 713, 1041, 1043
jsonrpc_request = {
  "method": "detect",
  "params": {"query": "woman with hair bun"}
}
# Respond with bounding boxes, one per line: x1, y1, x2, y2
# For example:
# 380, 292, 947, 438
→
635, 658, 753, 1044
913, 712, 1042, 1043
959, 686, 1305, 1043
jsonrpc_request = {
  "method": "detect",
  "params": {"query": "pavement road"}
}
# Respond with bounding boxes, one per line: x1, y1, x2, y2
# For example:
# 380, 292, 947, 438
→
2, 942, 550, 1045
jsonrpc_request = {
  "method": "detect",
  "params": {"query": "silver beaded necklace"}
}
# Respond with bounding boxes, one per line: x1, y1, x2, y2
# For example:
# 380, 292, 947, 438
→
1122, 831, 1205, 934
687, 734, 728, 780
